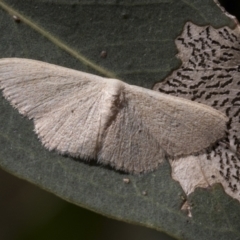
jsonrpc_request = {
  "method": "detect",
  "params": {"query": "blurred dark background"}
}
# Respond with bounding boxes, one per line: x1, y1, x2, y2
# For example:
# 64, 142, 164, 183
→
0, 1, 239, 240
218, 0, 240, 20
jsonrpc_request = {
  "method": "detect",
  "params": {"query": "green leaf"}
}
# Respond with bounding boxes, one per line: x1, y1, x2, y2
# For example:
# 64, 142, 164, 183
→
0, 1, 239, 240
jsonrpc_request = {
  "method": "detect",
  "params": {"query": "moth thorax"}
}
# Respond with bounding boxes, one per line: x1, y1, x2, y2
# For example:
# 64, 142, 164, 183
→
101, 79, 125, 130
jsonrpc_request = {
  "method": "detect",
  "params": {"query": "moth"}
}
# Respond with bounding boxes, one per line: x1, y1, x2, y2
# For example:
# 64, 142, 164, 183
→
0, 58, 227, 173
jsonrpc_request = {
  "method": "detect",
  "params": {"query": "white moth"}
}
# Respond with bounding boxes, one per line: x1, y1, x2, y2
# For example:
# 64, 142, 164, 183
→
0, 58, 227, 173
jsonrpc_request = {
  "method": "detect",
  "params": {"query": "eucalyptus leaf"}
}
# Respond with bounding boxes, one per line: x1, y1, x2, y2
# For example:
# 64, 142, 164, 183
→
0, 1, 239, 240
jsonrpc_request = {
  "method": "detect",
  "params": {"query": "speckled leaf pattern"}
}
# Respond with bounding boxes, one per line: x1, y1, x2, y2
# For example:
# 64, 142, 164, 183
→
154, 22, 240, 202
